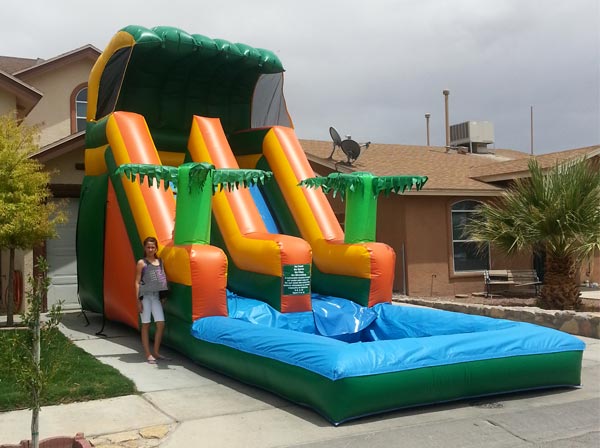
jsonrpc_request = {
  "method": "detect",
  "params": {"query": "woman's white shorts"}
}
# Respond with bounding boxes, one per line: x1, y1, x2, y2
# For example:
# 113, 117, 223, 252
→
140, 291, 165, 324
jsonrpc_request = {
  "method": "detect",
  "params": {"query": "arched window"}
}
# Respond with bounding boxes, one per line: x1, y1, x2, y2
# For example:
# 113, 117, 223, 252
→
451, 200, 490, 272
71, 85, 87, 133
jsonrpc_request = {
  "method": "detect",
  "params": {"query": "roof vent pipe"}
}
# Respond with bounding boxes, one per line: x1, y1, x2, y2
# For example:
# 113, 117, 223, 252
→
443, 89, 450, 149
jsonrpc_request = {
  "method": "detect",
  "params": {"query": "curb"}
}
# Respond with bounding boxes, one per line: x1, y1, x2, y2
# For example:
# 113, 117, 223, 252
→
393, 298, 600, 339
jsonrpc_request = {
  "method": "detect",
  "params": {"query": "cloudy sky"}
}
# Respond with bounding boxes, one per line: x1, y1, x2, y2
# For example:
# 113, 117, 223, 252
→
2, 0, 598, 154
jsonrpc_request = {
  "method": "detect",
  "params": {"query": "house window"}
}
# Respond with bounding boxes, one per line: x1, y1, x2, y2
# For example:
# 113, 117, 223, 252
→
451, 200, 490, 272
75, 87, 87, 132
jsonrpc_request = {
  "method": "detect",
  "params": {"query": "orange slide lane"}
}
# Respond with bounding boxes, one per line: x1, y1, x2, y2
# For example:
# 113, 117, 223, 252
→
188, 116, 312, 313
103, 111, 227, 324
263, 126, 394, 306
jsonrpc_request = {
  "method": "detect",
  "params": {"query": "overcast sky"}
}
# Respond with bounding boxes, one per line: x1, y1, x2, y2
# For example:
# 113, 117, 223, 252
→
2, 0, 598, 154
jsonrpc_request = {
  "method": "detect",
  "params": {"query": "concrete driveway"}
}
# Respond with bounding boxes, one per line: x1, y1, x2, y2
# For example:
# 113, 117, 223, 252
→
1, 310, 598, 447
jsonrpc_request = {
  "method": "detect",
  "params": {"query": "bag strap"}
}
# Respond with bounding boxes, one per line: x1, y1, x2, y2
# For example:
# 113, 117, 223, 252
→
141, 258, 150, 282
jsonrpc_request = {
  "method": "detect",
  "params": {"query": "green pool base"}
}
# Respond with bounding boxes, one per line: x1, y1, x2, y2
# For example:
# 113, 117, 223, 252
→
163, 317, 583, 425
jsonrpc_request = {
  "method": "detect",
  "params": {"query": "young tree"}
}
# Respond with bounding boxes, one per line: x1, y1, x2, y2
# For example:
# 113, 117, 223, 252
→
0, 113, 65, 325
6, 257, 63, 448
468, 158, 600, 310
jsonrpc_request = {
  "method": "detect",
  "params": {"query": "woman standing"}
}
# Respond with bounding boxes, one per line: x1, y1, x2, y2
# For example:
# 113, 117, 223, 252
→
135, 236, 168, 363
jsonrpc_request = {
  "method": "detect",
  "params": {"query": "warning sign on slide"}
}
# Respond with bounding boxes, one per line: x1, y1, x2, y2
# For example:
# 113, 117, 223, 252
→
282, 264, 311, 296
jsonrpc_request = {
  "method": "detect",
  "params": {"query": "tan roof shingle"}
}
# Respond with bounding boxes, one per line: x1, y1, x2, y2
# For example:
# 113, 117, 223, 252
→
0, 56, 42, 74
470, 145, 600, 181
300, 140, 530, 194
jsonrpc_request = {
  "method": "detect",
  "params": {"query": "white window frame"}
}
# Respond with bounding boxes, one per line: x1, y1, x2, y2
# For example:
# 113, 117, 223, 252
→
74, 87, 87, 132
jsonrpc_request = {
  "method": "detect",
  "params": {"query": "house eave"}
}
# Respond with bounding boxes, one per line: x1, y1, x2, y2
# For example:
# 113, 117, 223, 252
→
472, 147, 600, 182
0, 70, 43, 116
401, 189, 504, 197
13, 45, 101, 79
31, 131, 85, 163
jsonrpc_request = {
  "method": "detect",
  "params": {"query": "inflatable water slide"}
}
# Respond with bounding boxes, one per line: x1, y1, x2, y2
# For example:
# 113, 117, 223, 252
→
77, 26, 585, 424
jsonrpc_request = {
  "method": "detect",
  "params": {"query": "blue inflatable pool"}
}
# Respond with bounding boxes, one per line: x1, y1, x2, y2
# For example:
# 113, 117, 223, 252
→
189, 294, 585, 424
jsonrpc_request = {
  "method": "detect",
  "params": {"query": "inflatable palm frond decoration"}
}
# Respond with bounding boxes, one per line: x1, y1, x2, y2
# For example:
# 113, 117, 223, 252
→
116, 164, 179, 190
116, 163, 272, 194
372, 175, 428, 197
190, 165, 273, 194
299, 173, 364, 199
299, 172, 428, 200
186, 162, 217, 192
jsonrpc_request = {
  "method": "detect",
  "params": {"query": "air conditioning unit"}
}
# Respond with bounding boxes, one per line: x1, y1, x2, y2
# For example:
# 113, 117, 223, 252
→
450, 121, 495, 154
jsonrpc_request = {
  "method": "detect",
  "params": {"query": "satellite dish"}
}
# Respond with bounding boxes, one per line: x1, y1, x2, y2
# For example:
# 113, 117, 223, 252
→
328, 126, 343, 159
329, 126, 342, 146
328, 126, 371, 165
340, 139, 361, 164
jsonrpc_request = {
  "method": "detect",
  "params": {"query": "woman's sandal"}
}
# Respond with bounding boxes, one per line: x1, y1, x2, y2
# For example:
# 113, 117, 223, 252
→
155, 354, 171, 361
147, 355, 157, 364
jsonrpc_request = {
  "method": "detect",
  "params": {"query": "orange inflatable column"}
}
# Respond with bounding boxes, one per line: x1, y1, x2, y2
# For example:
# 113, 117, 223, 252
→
103, 183, 139, 328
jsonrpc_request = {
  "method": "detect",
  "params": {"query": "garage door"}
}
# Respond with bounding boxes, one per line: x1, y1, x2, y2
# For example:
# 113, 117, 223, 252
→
47, 198, 79, 310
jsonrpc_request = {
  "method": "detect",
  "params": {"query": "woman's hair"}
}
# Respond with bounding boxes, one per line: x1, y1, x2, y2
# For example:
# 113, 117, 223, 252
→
143, 236, 158, 246
142, 236, 159, 257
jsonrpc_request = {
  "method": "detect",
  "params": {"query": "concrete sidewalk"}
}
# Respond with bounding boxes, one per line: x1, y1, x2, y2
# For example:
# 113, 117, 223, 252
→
1, 311, 599, 447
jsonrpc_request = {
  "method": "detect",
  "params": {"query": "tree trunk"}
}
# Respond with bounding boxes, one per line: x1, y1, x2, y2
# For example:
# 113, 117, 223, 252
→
6, 247, 15, 326
538, 253, 581, 310
31, 275, 41, 448
31, 394, 40, 448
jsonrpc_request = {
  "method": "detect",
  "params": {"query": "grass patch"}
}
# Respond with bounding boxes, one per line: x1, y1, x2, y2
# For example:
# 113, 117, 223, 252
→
0, 329, 137, 411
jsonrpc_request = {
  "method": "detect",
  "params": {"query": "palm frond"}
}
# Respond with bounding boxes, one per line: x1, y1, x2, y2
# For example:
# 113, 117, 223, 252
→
299, 173, 428, 200
117, 163, 272, 195
211, 168, 273, 194
299, 173, 365, 200
115, 164, 179, 190
372, 175, 428, 197
467, 157, 600, 261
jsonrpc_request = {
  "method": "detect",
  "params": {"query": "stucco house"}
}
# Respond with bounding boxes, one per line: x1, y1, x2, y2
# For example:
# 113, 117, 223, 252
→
0, 45, 100, 311
1, 43, 597, 313
303, 140, 600, 297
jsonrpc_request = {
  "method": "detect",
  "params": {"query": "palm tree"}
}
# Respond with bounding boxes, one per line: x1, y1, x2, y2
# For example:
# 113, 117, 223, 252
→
468, 157, 600, 310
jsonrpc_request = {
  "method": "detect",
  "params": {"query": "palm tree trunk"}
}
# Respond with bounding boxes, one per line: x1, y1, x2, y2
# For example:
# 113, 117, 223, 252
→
539, 253, 581, 310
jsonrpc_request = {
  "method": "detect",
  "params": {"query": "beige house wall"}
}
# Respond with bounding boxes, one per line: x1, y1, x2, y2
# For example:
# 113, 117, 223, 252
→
21, 60, 92, 147
1, 57, 94, 313
45, 149, 85, 185
0, 90, 16, 116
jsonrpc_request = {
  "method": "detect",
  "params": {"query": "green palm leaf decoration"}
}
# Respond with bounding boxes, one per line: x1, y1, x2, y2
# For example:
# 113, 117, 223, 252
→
299, 172, 427, 243
372, 175, 428, 197
299, 173, 428, 199
115, 163, 273, 246
186, 162, 216, 192
116, 164, 179, 190
299, 173, 365, 199
116, 163, 272, 193
210, 168, 273, 194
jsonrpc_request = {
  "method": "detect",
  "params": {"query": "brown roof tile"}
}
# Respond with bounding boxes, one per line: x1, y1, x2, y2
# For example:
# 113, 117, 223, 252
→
13, 45, 100, 78
300, 140, 529, 194
470, 145, 600, 180
0, 56, 42, 74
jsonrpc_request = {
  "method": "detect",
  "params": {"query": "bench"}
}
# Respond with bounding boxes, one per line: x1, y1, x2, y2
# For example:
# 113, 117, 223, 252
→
484, 269, 541, 298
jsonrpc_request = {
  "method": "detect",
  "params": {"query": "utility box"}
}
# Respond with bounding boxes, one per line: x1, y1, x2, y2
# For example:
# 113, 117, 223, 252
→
450, 121, 495, 154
